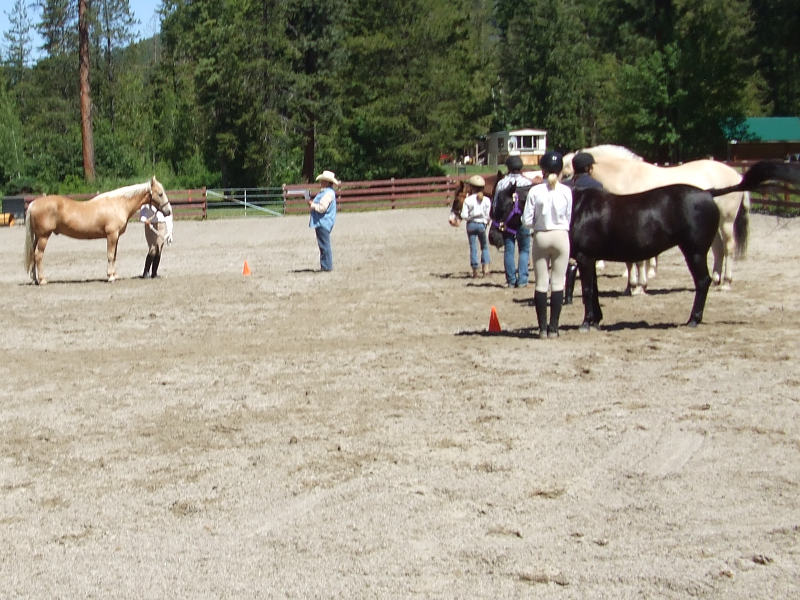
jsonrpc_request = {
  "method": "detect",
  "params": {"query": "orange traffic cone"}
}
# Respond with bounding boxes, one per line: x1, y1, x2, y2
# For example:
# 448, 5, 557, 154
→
488, 306, 501, 332
242, 260, 251, 276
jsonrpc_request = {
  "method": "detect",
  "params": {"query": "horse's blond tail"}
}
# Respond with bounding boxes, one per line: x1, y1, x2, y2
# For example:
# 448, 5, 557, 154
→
24, 206, 35, 278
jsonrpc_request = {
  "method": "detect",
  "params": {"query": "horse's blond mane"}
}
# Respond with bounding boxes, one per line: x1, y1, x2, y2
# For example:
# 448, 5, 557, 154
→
582, 144, 643, 161
92, 181, 151, 201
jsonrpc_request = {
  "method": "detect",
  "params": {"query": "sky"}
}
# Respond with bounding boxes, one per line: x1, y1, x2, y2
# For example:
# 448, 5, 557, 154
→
0, 0, 163, 56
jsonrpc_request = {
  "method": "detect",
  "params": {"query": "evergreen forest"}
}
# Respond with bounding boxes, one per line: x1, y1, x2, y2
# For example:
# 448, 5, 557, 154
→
1, 0, 798, 194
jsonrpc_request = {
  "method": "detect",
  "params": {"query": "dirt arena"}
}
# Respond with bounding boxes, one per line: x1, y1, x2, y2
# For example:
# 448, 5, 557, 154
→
1, 208, 798, 598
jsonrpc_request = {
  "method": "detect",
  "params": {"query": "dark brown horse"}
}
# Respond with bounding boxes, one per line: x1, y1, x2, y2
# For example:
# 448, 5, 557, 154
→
448, 174, 499, 226
494, 160, 800, 329
571, 160, 800, 329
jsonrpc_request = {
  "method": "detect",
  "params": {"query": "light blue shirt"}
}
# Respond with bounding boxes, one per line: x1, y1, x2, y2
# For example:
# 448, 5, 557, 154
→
309, 187, 336, 231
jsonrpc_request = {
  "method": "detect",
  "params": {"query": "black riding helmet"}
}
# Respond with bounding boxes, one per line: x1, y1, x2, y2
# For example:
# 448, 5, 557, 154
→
572, 152, 595, 174
540, 151, 563, 174
505, 155, 524, 172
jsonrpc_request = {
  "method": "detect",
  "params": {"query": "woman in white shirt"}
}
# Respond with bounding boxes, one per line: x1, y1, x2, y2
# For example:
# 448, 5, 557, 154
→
459, 175, 491, 278
522, 151, 572, 338
140, 202, 174, 278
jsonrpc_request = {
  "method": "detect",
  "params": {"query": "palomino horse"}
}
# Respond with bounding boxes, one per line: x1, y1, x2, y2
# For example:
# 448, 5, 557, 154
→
562, 145, 749, 292
566, 160, 800, 329
24, 177, 172, 284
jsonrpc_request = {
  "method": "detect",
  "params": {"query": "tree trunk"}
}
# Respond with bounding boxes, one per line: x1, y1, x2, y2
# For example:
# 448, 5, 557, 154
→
301, 122, 315, 183
79, 0, 95, 182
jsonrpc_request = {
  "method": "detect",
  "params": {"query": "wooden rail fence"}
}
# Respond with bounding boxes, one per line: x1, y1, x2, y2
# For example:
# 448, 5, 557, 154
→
283, 175, 464, 214
4, 163, 797, 221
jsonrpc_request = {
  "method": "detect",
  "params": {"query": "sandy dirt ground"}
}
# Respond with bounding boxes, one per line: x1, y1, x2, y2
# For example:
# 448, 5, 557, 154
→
1, 208, 799, 598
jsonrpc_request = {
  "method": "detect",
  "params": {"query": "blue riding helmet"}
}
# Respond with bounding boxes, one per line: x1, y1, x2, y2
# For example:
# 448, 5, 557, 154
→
540, 151, 563, 174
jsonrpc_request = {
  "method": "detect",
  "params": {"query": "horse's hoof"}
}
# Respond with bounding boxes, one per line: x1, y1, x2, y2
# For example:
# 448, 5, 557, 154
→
630, 286, 646, 296
38, 279, 47, 286
686, 319, 700, 328
579, 323, 591, 333
108, 276, 116, 282
647, 268, 657, 278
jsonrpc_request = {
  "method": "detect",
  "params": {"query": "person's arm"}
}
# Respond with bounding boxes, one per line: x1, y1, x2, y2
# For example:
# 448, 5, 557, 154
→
460, 196, 470, 221
565, 187, 573, 225
310, 188, 334, 213
522, 189, 535, 228
165, 213, 174, 243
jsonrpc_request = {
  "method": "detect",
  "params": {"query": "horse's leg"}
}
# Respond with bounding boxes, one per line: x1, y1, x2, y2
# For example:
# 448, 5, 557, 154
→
648, 255, 658, 279
710, 230, 724, 286
683, 250, 713, 327
34, 234, 50, 285
578, 259, 600, 331
106, 233, 120, 282
718, 220, 736, 288
626, 261, 646, 295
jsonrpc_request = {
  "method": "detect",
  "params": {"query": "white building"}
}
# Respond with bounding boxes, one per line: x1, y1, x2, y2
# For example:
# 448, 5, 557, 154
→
483, 128, 547, 167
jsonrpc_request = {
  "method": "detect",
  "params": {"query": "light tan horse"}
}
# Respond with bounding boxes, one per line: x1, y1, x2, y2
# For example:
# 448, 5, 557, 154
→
24, 177, 172, 285
563, 145, 749, 292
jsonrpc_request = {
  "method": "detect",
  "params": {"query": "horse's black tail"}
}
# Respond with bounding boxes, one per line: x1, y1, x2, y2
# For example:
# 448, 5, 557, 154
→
733, 193, 749, 259
710, 160, 800, 197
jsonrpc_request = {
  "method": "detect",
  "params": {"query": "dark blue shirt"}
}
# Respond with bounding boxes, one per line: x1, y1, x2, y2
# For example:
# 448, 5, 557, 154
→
572, 173, 603, 190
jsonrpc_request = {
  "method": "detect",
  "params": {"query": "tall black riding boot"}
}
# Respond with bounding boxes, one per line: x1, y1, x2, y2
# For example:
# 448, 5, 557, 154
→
549, 291, 563, 338
564, 263, 578, 305
534, 291, 548, 339
142, 255, 153, 278
150, 254, 161, 278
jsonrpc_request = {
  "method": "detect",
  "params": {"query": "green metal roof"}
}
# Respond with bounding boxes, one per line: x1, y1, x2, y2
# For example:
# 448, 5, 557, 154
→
737, 117, 800, 142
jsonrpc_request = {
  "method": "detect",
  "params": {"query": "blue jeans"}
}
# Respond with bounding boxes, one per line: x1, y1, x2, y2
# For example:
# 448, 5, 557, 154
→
465, 221, 490, 269
503, 227, 530, 286
315, 227, 333, 271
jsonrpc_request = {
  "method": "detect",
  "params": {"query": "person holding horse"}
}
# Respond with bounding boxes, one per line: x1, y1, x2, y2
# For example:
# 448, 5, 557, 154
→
140, 200, 174, 278
522, 151, 572, 339
492, 155, 533, 288
569, 152, 603, 191
308, 170, 339, 271
562, 151, 603, 304
459, 174, 491, 278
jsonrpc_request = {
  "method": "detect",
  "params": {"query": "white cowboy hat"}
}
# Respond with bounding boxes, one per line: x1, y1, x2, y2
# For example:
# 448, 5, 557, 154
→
467, 174, 485, 188
315, 170, 340, 186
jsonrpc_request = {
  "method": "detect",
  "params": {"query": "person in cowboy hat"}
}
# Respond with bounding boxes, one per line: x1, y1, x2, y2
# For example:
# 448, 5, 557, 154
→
308, 170, 339, 271
459, 174, 491, 278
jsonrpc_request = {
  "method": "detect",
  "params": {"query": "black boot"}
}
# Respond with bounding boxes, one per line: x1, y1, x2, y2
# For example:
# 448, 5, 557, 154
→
534, 291, 548, 339
142, 255, 153, 278
150, 254, 161, 278
564, 263, 578, 305
549, 291, 563, 338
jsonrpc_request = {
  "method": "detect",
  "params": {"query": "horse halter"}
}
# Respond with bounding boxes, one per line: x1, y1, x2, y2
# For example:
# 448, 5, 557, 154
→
490, 191, 523, 236
149, 183, 172, 216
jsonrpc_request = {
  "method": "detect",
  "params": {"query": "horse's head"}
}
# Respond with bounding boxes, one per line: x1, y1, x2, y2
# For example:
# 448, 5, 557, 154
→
149, 176, 172, 216
561, 152, 576, 181
449, 180, 467, 226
